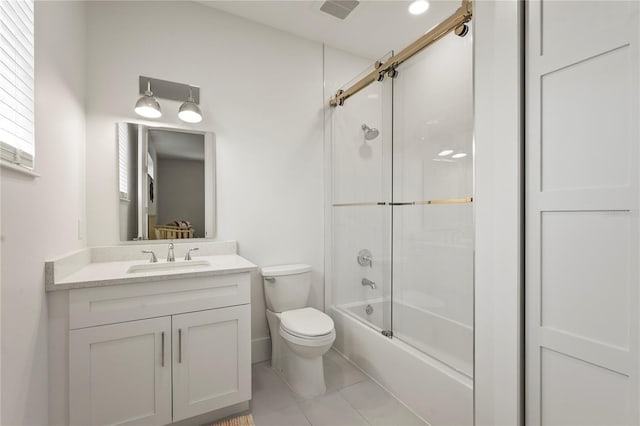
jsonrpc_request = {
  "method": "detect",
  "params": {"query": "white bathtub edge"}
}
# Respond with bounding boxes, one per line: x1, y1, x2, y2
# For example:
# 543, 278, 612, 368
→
330, 306, 473, 425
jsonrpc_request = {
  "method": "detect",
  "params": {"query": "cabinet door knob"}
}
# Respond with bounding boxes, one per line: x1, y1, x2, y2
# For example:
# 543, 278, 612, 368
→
178, 329, 182, 364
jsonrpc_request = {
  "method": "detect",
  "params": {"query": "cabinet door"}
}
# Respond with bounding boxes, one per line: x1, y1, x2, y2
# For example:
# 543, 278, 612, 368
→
172, 305, 251, 421
70, 317, 172, 426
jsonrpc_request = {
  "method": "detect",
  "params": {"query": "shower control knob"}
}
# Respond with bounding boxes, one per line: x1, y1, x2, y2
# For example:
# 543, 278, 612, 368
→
357, 249, 373, 267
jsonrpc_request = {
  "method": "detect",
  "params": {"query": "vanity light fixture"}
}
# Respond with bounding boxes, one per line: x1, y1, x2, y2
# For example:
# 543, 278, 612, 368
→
409, 0, 429, 15
134, 76, 202, 122
135, 80, 162, 118
178, 87, 203, 124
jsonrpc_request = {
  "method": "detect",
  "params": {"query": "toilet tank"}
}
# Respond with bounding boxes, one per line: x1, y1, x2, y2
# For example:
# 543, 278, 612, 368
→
262, 264, 312, 313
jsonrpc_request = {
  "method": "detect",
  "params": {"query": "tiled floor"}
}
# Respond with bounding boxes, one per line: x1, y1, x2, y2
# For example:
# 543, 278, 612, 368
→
250, 349, 426, 426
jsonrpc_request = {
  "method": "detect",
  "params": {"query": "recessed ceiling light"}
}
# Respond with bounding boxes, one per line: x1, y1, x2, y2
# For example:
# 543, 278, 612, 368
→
452, 152, 467, 159
438, 150, 454, 156
409, 0, 429, 15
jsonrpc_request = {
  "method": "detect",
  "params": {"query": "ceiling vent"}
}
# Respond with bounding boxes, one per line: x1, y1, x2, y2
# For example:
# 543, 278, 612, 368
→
320, 0, 360, 20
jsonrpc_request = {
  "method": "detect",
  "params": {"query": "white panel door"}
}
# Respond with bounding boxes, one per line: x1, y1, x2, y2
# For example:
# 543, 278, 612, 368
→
69, 317, 172, 426
172, 305, 251, 421
526, 1, 640, 424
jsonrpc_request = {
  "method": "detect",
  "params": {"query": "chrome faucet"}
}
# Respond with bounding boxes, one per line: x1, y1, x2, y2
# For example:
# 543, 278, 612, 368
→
141, 250, 157, 263
361, 278, 376, 289
184, 247, 199, 260
167, 243, 175, 262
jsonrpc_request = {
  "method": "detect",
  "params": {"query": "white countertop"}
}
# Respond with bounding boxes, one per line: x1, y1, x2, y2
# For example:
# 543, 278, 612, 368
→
46, 254, 258, 291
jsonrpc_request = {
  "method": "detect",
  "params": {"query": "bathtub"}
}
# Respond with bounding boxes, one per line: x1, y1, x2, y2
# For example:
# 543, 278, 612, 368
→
330, 302, 473, 425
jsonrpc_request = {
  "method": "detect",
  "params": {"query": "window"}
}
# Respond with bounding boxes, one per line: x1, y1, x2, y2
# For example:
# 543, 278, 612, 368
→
147, 152, 154, 179
0, 0, 35, 170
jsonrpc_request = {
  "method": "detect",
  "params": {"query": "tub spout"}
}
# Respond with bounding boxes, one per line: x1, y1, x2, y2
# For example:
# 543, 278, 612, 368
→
361, 278, 376, 289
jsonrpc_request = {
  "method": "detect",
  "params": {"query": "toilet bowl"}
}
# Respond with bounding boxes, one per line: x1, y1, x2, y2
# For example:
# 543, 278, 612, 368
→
262, 265, 335, 398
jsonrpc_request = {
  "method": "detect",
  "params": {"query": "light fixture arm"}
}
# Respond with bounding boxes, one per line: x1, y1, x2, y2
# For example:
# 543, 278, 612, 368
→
138, 76, 200, 103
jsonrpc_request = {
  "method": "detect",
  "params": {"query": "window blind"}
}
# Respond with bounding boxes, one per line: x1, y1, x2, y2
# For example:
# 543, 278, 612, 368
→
147, 152, 154, 179
0, 0, 34, 170
118, 123, 129, 200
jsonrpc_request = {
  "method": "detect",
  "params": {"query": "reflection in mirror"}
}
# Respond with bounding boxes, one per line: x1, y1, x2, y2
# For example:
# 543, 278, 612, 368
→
117, 123, 215, 241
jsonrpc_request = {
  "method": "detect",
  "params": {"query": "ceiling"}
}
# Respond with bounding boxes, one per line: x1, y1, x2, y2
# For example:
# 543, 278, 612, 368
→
197, 0, 461, 60
149, 130, 205, 161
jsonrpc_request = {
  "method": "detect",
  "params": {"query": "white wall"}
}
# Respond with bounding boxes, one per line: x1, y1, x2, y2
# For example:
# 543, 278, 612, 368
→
0, 2, 87, 425
84, 1, 324, 360
156, 158, 205, 238
473, 1, 523, 424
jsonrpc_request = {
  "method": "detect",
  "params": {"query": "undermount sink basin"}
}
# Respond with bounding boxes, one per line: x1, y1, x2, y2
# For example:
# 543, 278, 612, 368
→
126, 259, 211, 274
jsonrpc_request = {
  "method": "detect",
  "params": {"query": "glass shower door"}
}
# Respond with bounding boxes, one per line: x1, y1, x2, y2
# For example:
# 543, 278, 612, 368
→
391, 29, 474, 377
331, 53, 393, 333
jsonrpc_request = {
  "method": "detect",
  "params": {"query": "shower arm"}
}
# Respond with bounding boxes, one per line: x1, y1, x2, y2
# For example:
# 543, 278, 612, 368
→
329, 0, 472, 107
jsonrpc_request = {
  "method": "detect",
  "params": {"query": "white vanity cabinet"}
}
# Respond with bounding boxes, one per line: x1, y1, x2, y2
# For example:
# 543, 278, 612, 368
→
67, 272, 251, 426
172, 306, 250, 421
70, 317, 173, 426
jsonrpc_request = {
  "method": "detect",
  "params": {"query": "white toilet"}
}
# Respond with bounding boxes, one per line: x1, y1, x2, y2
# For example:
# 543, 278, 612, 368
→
262, 264, 336, 398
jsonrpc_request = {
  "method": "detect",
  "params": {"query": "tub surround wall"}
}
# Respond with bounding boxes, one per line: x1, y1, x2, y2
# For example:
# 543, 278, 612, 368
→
391, 30, 474, 329
322, 46, 376, 316
1, 2, 88, 425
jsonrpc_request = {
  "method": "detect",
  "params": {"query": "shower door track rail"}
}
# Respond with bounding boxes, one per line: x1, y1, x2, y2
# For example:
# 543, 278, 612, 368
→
329, 0, 473, 107
332, 197, 473, 207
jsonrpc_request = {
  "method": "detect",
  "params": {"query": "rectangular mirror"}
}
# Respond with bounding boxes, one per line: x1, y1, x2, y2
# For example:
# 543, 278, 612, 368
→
117, 122, 215, 241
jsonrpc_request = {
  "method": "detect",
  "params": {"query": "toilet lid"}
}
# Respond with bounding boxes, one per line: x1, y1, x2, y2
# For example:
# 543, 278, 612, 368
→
280, 308, 334, 337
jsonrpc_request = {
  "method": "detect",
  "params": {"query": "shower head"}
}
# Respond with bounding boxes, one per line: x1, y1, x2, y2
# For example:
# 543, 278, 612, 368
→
361, 124, 379, 140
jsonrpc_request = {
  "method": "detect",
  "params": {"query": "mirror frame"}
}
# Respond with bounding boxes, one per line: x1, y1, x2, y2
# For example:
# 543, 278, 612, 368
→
116, 122, 216, 242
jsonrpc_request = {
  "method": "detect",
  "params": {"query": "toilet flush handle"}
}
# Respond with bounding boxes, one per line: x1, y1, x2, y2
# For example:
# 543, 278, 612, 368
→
265, 277, 275, 282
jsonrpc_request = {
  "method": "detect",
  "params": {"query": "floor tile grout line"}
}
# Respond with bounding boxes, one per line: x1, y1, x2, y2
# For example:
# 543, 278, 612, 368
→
337, 385, 380, 426
293, 399, 318, 426
297, 391, 372, 426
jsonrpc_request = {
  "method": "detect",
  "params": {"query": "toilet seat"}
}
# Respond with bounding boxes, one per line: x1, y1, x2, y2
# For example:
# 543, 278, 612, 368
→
280, 307, 334, 338
280, 327, 336, 347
